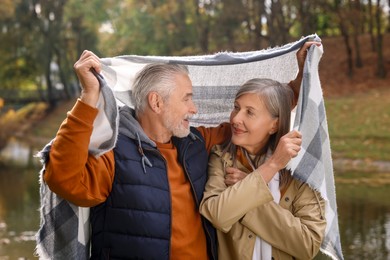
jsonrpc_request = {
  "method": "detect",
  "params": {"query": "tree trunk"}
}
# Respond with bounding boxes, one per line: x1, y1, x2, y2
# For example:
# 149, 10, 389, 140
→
338, 13, 354, 77
245, 0, 267, 50
55, 47, 71, 100
175, 1, 189, 50
333, 0, 354, 78
254, 0, 267, 49
375, 0, 386, 78
388, 0, 390, 32
299, 0, 312, 36
268, 0, 289, 46
368, 0, 376, 51
45, 52, 57, 108
194, 0, 209, 52
342, 32, 354, 78
351, 0, 363, 68
277, 1, 290, 44
267, 0, 280, 46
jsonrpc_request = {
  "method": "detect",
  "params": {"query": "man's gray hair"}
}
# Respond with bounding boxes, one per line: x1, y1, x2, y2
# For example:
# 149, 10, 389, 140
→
131, 63, 189, 116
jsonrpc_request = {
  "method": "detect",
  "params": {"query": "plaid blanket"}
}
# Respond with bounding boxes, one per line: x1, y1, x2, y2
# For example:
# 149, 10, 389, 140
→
34, 72, 116, 259
287, 44, 344, 260
35, 34, 343, 260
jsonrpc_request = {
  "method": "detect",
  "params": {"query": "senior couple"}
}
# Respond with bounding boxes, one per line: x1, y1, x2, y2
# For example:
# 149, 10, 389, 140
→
43, 41, 325, 260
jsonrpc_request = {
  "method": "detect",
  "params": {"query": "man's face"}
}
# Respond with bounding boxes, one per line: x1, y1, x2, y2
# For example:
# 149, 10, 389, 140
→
162, 73, 198, 138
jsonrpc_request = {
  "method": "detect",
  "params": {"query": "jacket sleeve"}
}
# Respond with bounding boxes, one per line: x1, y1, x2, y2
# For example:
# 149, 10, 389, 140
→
196, 122, 231, 154
43, 99, 115, 207
199, 149, 273, 233
241, 181, 326, 259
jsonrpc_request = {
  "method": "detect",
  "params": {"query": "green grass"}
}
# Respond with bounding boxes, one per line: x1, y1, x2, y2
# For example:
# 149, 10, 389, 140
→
325, 87, 390, 161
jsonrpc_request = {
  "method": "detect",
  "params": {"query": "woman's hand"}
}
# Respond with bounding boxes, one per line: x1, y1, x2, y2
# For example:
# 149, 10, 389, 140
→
269, 130, 302, 169
258, 130, 302, 183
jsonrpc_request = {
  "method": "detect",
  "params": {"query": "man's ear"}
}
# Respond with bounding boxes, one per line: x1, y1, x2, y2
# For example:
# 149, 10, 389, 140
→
148, 92, 163, 113
269, 118, 279, 135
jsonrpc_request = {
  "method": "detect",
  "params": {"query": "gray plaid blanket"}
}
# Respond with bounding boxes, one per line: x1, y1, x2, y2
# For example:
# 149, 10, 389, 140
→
35, 34, 343, 260
287, 44, 344, 260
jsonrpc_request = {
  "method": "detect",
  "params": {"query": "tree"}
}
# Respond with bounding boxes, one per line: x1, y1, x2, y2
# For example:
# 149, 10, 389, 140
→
332, 0, 354, 77
375, 0, 386, 78
211, 0, 247, 51
0, 0, 43, 101
296, 0, 319, 36
36, 0, 70, 107
193, 0, 217, 53
388, 0, 390, 32
367, 0, 377, 51
242, 0, 268, 50
266, 0, 293, 46
350, 0, 363, 68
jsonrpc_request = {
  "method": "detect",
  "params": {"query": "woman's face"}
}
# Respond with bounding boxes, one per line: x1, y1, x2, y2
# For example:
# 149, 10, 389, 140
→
230, 93, 278, 154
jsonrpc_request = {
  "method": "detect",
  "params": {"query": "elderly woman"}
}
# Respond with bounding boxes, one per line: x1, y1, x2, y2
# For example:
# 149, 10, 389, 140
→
200, 78, 326, 260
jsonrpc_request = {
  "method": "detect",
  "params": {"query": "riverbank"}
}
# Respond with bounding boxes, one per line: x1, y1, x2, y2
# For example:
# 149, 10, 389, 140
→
334, 158, 390, 174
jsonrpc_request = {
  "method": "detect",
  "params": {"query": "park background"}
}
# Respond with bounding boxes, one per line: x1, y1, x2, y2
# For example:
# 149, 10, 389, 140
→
0, 0, 389, 259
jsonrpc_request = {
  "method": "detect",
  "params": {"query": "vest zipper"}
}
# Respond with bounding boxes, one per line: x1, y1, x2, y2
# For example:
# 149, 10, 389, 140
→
182, 142, 217, 260
182, 142, 199, 206
143, 146, 172, 260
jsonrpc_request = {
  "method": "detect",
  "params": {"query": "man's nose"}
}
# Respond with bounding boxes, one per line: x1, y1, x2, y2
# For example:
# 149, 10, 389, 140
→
190, 101, 198, 114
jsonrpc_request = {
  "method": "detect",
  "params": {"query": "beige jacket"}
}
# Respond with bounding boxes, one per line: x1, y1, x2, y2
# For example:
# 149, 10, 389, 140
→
200, 145, 326, 260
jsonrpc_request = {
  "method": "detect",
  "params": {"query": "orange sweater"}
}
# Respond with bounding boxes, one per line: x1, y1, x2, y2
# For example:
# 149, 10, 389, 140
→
44, 99, 230, 259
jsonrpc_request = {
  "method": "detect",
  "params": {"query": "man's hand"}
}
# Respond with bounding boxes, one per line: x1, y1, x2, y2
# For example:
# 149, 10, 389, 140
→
224, 167, 248, 186
73, 50, 102, 107
289, 41, 322, 105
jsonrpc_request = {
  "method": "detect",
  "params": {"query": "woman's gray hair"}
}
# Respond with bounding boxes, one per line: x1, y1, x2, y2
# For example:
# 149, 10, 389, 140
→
131, 63, 189, 116
224, 78, 294, 188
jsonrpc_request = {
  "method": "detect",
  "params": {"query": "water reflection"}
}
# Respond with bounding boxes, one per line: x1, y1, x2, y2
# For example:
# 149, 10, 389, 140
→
0, 137, 41, 258
0, 137, 37, 166
0, 139, 389, 259
0, 164, 40, 259
336, 180, 390, 259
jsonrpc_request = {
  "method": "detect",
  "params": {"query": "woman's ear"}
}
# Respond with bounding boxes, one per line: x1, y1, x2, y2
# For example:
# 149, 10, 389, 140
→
269, 118, 279, 135
148, 92, 163, 113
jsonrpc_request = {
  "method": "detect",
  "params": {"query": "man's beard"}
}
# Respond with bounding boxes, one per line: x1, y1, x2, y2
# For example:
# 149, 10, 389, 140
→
163, 111, 191, 138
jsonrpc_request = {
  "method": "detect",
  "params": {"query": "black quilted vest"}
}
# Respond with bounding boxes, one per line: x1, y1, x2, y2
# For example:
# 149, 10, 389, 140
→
90, 127, 217, 260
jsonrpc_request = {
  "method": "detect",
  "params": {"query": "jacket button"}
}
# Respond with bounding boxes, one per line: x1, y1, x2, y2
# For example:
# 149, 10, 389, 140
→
271, 257, 275, 260
248, 234, 253, 239
285, 197, 290, 202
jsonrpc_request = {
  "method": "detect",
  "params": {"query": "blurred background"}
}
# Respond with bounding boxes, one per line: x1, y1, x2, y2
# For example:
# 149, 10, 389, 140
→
0, 0, 389, 259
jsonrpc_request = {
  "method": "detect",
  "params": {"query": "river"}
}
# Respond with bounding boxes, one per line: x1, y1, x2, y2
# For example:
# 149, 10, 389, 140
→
0, 139, 389, 259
